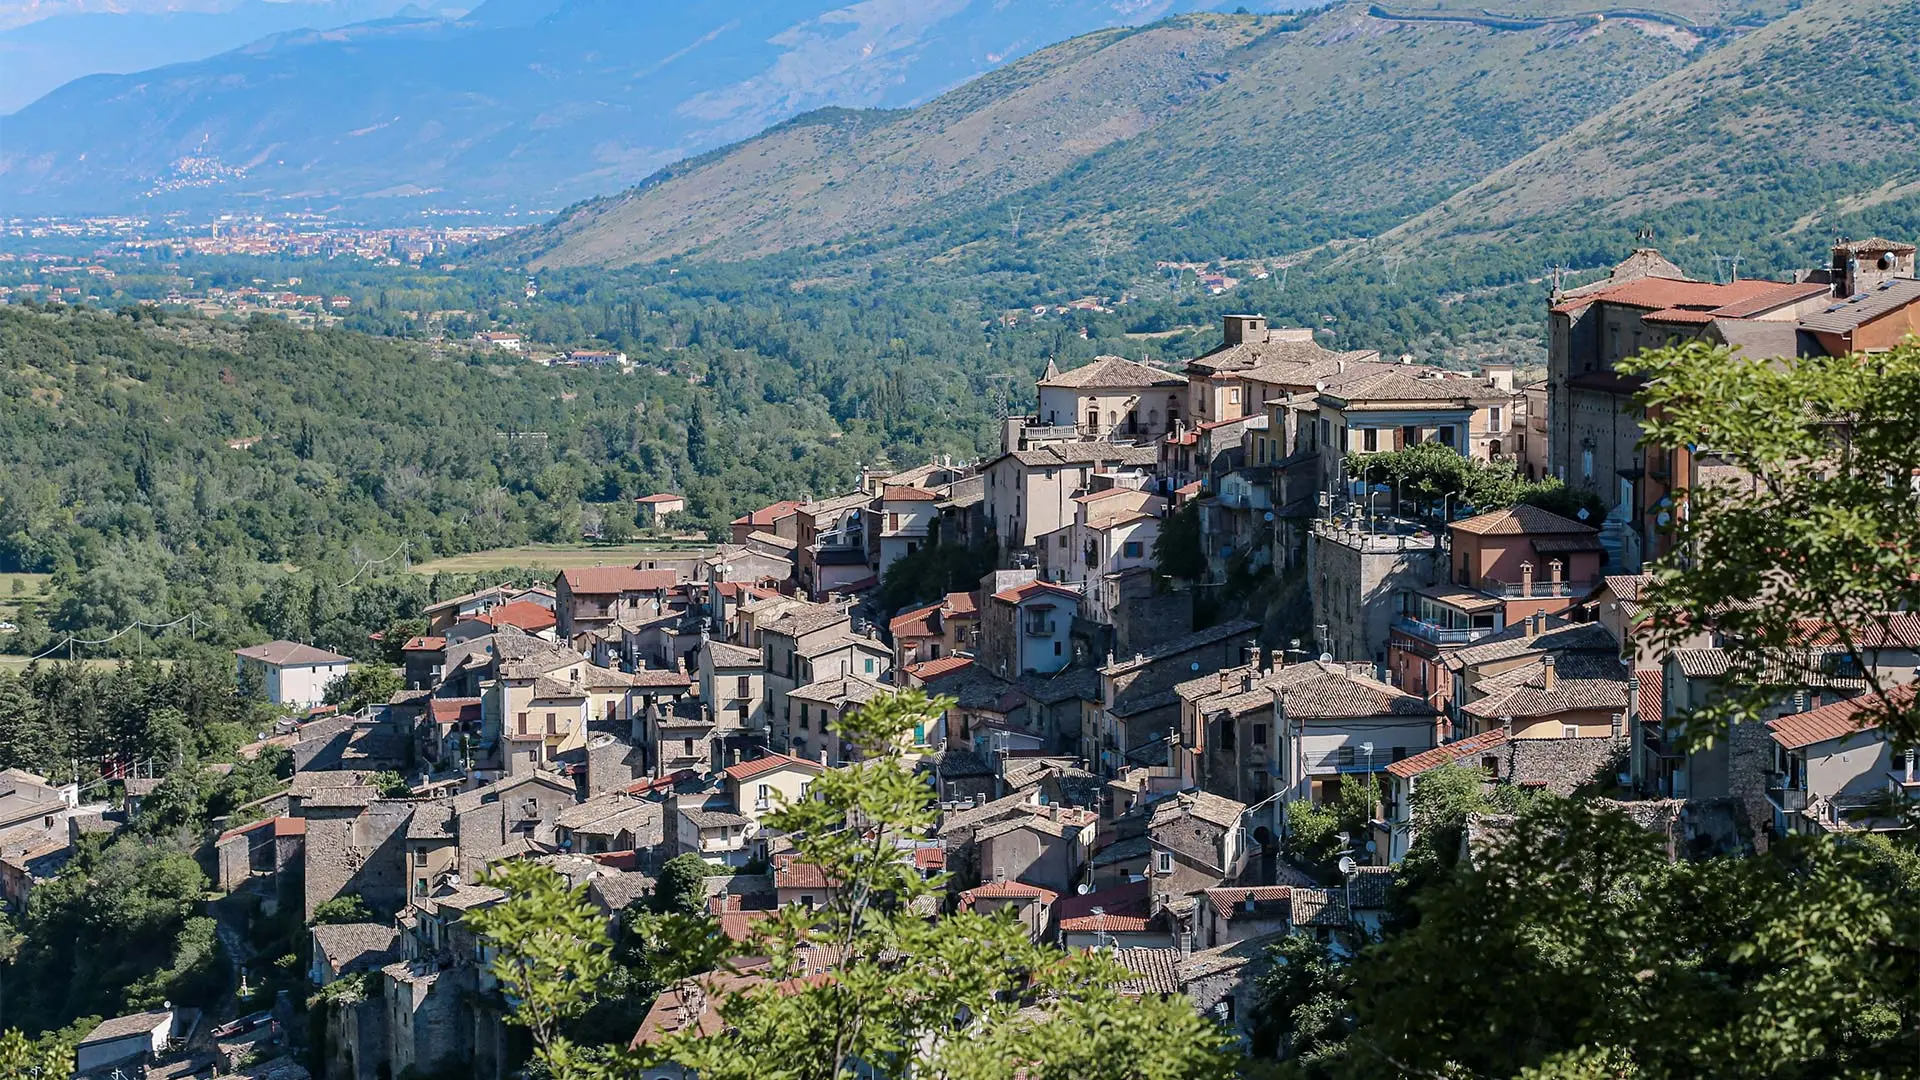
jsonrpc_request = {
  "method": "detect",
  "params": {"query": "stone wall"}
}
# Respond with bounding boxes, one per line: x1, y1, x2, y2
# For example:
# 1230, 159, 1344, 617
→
1504, 735, 1627, 795
304, 803, 413, 921
587, 732, 646, 796
322, 997, 386, 1080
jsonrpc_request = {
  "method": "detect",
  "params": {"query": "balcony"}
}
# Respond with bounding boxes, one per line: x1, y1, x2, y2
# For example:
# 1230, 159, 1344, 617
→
1480, 577, 1594, 599
1767, 773, 1808, 813
1394, 616, 1492, 646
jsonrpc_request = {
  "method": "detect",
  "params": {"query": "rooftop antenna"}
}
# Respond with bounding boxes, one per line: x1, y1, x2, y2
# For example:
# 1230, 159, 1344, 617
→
1636, 224, 1655, 246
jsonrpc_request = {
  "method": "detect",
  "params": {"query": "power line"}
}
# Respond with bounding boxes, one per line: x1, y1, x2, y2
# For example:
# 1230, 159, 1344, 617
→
333, 540, 410, 590
24, 613, 199, 662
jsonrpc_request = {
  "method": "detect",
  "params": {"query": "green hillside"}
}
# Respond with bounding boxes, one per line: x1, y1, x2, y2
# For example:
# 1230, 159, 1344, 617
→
1377, 0, 1920, 271
512, 1, 1726, 269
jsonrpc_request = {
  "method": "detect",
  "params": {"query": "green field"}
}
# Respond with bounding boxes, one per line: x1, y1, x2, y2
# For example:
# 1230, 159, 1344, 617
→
409, 541, 710, 575
0, 571, 50, 622
0, 656, 172, 673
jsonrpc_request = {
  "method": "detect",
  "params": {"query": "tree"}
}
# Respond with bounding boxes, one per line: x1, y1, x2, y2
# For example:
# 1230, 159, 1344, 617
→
1337, 798, 1920, 1079
652, 853, 711, 916
369, 771, 413, 798
1249, 934, 1352, 1070
0, 1027, 73, 1078
322, 666, 403, 713
650, 690, 1235, 1080
1154, 502, 1208, 582
311, 897, 374, 925
1620, 339, 1920, 746
463, 861, 618, 1073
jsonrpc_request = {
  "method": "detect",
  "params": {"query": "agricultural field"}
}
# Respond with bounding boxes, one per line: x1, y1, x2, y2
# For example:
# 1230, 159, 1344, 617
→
409, 541, 709, 575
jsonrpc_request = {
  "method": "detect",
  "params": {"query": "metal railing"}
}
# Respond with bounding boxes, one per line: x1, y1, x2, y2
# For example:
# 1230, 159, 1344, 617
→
1480, 578, 1593, 599
1766, 773, 1808, 813
1393, 616, 1492, 646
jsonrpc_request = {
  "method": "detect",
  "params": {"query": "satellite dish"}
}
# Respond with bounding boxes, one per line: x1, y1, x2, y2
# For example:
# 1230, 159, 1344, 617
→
1263, 512, 1275, 522
1077, 883, 1093, 895
1337, 855, 1358, 877
1190, 662, 1201, 671
1364, 840, 1377, 854
1318, 652, 1333, 664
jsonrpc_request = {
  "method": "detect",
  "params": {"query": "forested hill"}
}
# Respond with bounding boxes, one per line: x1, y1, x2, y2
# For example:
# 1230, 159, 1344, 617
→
507, 0, 1776, 269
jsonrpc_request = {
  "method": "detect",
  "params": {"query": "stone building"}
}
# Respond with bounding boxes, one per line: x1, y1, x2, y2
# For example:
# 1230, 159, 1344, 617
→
1307, 517, 1440, 671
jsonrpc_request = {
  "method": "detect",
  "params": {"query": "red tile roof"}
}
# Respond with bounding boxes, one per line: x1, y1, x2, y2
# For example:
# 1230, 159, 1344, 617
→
629, 667, 692, 688
1054, 878, 1152, 931
881, 486, 939, 502
1637, 675, 1664, 725
476, 600, 557, 633
1705, 281, 1832, 319
913, 846, 947, 871
959, 879, 1058, 907
635, 493, 684, 505
906, 656, 974, 682
401, 635, 446, 652
722, 752, 824, 783
1787, 615, 1920, 649
218, 815, 305, 842
943, 591, 978, 616
889, 601, 943, 639
1766, 684, 1912, 750
772, 854, 836, 890
1385, 728, 1508, 778
732, 501, 804, 528
1204, 886, 1291, 923
991, 579, 1083, 605
560, 566, 679, 594
1550, 276, 1788, 315
1449, 504, 1595, 536
717, 908, 778, 943
429, 697, 483, 725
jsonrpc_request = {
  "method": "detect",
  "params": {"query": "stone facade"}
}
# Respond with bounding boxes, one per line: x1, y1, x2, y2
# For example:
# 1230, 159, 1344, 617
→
1308, 522, 1439, 669
303, 801, 413, 922
1503, 734, 1627, 795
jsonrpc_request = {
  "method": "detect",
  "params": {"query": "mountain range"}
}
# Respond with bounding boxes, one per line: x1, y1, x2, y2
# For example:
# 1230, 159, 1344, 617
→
0, 0, 1261, 213
504, 0, 1920, 294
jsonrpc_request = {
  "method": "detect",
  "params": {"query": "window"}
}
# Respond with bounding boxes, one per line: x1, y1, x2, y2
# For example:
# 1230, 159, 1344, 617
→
1362, 428, 1378, 452
800, 781, 812, 799
1054, 641, 1063, 656
736, 675, 750, 698
1058, 534, 1068, 548
799, 704, 810, 731
800, 894, 816, 909
1252, 723, 1267, 747
517, 711, 529, 735
1156, 852, 1174, 874
1489, 406, 1503, 432
1338, 745, 1355, 767
864, 658, 875, 674
1228, 388, 1240, 405
416, 878, 428, 896
1581, 447, 1594, 481
413, 849, 428, 867
889, 512, 899, 532
682, 737, 695, 756
756, 784, 771, 807
1437, 425, 1456, 449
546, 711, 559, 734
1562, 725, 1579, 739
1123, 541, 1142, 558
1318, 418, 1328, 448
913, 722, 926, 745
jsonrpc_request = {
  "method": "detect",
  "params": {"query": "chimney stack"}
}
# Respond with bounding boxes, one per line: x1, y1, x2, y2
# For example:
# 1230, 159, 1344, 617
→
1541, 654, 1557, 693
1520, 561, 1534, 599
1245, 640, 1261, 669
1269, 649, 1285, 671
819, 749, 829, 766
1549, 559, 1563, 587
1219, 671, 1235, 695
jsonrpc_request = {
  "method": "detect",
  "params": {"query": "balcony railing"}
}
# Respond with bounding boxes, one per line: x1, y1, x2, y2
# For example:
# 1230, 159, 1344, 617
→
1480, 578, 1594, 599
1767, 773, 1808, 813
1394, 616, 1491, 646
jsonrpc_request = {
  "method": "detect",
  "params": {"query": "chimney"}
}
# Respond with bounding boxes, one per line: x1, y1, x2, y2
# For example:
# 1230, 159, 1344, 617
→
1241, 672, 1255, 693
1179, 931, 1193, 961
819, 749, 829, 766
1336, 358, 1346, 374
1541, 654, 1557, 693
1245, 640, 1260, 669
1269, 649, 1284, 671
1219, 671, 1235, 695
1906, 748, 1915, 783
1520, 561, 1534, 599
1549, 559, 1563, 587
975, 793, 987, 808
729, 748, 740, 765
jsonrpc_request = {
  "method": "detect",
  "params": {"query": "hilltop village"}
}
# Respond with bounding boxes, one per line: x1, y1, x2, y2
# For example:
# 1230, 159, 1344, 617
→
16, 237, 1920, 1078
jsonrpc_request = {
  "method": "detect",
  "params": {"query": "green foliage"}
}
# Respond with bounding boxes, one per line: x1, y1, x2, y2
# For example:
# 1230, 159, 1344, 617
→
464, 861, 618, 1069
368, 771, 414, 798
1250, 934, 1351, 1071
5, 834, 216, 1035
1351, 442, 1600, 523
1154, 502, 1207, 582
1623, 339, 1920, 747
0, 1027, 76, 1079
1339, 800, 1920, 1079
874, 536, 995, 618
323, 666, 404, 713
310, 897, 374, 926
651, 853, 711, 917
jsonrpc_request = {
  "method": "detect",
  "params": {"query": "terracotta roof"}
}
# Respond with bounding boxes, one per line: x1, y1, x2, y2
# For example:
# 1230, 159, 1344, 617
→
1449, 505, 1596, 536
880, 486, 939, 502
559, 567, 679, 594
772, 854, 836, 891
1148, 789, 1246, 831
723, 752, 823, 783
1319, 369, 1507, 406
1787, 615, 1920, 649
906, 655, 974, 681
732, 500, 803, 527
476, 600, 557, 633
1705, 281, 1832, 319
1271, 659, 1437, 720
1386, 728, 1509, 778
760, 604, 853, 638
401, 635, 446, 651
1055, 878, 1153, 932
1112, 948, 1183, 995
1766, 685, 1912, 750
79, 1011, 175, 1047
913, 846, 946, 870
991, 579, 1084, 605
960, 879, 1059, 906
889, 601, 943, 638
635, 493, 684, 505
1641, 306, 1719, 325
1638, 676, 1664, 724
1039, 355, 1185, 390
234, 640, 350, 666
705, 640, 763, 668
1551, 276, 1788, 315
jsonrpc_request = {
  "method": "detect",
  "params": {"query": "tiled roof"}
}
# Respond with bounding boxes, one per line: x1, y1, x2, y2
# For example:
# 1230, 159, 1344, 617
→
960, 879, 1058, 906
406, 802, 456, 840
1317, 369, 1507, 407
1347, 865, 1395, 909
1205, 887, 1292, 923
234, 640, 349, 666
636, 493, 684, 505
1386, 728, 1508, 778
732, 500, 804, 528
723, 752, 823, 783
1788, 615, 1920, 649
79, 1011, 175, 1047
682, 807, 754, 829
889, 601, 943, 638
1672, 648, 1729, 679
1445, 618, 1618, 670
1003, 443, 1160, 469
1766, 685, 1912, 750
312, 923, 400, 972
1551, 276, 1788, 315
1449, 505, 1596, 536
476, 600, 557, 633
1100, 619, 1261, 677
772, 854, 836, 891
530, 675, 587, 700
760, 604, 852, 638
1462, 656, 1627, 720
1705, 280, 1831, 319
787, 675, 891, 707
559, 567, 679, 594
1800, 278, 1920, 334
630, 666, 693, 688
1039, 355, 1185, 390
880, 486, 939, 502
1272, 659, 1436, 720
1187, 332, 1377, 376
991, 579, 1084, 605
1291, 887, 1348, 927
1055, 878, 1153, 932
401, 635, 447, 651
1111, 948, 1183, 995
704, 640, 762, 669
1147, 789, 1246, 831
906, 655, 974, 681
